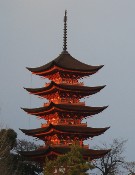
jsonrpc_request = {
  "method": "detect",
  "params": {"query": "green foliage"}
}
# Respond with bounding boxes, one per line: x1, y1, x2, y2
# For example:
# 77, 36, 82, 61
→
0, 128, 17, 175
0, 128, 42, 175
0, 128, 17, 156
44, 145, 93, 175
14, 139, 42, 175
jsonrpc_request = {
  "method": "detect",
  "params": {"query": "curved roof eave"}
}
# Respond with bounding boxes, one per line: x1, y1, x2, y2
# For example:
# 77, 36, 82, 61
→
21, 103, 108, 116
24, 82, 106, 95
20, 146, 111, 160
19, 124, 110, 136
26, 52, 104, 74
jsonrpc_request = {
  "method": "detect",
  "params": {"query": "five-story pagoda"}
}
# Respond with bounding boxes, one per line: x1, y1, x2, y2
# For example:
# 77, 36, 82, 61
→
20, 11, 110, 163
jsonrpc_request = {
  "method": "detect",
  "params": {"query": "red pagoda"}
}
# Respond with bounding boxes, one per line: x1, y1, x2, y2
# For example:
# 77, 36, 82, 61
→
20, 11, 110, 163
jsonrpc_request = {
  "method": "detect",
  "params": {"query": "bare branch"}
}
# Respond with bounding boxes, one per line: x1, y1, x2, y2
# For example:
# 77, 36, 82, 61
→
91, 138, 127, 175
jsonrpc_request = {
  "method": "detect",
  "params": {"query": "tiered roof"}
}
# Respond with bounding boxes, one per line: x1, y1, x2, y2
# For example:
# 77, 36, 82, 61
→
22, 102, 107, 117
20, 10, 110, 164
20, 146, 111, 161
20, 124, 109, 140
26, 52, 103, 78
24, 81, 105, 99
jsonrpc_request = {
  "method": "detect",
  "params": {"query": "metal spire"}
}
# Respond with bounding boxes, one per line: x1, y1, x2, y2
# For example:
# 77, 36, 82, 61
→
63, 10, 67, 52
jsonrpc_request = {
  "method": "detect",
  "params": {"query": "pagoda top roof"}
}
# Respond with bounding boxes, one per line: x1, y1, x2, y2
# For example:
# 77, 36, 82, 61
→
20, 145, 110, 161
26, 51, 103, 75
26, 10, 103, 77
24, 81, 105, 97
22, 102, 108, 117
20, 124, 109, 138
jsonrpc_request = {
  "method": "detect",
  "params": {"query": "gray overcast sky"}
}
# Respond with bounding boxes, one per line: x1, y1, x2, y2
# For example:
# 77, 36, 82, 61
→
0, 0, 135, 162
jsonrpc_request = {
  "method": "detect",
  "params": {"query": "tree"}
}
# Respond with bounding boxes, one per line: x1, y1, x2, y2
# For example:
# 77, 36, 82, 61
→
0, 128, 42, 175
92, 138, 127, 175
44, 145, 94, 175
13, 139, 42, 175
123, 162, 135, 175
0, 128, 17, 175
0, 128, 17, 158
15, 139, 40, 152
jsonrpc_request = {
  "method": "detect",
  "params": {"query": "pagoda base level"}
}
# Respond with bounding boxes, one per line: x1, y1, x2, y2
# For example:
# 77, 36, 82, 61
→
20, 146, 110, 163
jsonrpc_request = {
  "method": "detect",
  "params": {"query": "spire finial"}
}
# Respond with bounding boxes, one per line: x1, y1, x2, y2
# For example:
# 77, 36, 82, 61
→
63, 10, 67, 52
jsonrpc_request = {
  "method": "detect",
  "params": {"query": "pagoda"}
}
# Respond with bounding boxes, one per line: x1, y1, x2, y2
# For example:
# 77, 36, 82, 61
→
20, 11, 110, 163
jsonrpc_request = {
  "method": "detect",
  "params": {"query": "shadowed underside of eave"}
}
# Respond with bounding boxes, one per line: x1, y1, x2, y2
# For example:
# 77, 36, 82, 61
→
24, 82, 105, 98
20, 124, 110, 138
21, 102, 108, 116
20, 146, 111, 161
26, 52, 103, 76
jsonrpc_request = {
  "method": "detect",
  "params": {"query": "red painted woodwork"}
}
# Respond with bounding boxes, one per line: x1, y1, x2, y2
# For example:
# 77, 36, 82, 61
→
20, 11, 110, 162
